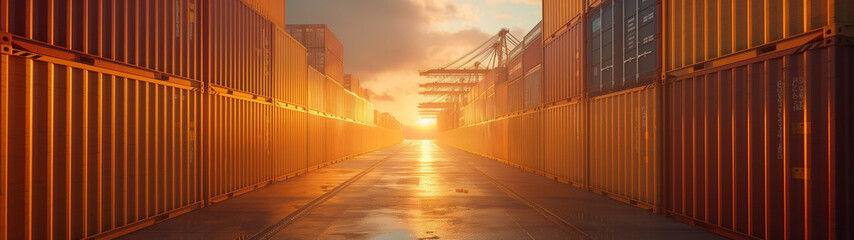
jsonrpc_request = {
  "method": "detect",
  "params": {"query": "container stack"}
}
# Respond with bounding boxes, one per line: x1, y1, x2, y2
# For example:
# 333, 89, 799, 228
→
439, 0, 854, 239
285, 24, 346, 83
0, 1, 402, 239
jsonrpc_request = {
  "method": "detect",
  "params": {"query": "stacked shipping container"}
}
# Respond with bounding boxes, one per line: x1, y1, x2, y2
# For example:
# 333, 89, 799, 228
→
440, 0, 853, 239
285, 24, 345, 83
0, 1, 402, 239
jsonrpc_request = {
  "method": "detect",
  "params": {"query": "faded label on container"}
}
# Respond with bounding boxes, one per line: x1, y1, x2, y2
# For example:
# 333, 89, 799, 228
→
592, 18, 602, 32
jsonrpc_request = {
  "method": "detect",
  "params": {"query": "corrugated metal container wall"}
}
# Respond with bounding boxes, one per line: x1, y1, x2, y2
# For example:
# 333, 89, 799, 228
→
508, 47, 525, 81
524, 66, 543, 109
204, 0, 273, 96
324, 76, 345, 117
664, 37, 854, 240
495, 82, 509, 117
239, 0, 287, 30
0, 55, 202, 240
508, 78, 524, 113
543, 0, 584, 39
587, 0, 660, 95
542, 101, 585, 185
285, 25, 344, 61
204, 93, 273, 204
324, 119, 344, 163
543, 21, 584, 104
305, 48, 345, 84
307, 113, 326, 168
664, 0, 854, 72
520, 111, 543, 172
507, 116, 523, 166
272, 28, 308, 105
307, 68, 326, 111
1, 0, 202, 81
271, 106, 307, 178
523, 24, 543, 74
588, 86, 661, 210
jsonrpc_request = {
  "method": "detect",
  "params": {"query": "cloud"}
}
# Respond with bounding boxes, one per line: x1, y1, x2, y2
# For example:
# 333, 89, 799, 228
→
366, 89, 396, 102
288, 0, 492, 124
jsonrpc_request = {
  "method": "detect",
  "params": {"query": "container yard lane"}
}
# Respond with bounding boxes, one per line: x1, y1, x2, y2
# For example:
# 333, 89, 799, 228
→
121, 140, 722, 239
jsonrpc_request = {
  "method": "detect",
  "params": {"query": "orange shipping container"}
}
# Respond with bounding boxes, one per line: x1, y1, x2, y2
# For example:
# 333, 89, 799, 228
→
543, 0, 584, 40
1, 54, 202, 239
664, 36, 854, 240
203, 0, 273, 96
543, 20, 584, 104
664, 0, 854, 73
272, 28, 308, 105
542, 101, 585, 185
2, 0, 202, 81
588, 86, 662, 211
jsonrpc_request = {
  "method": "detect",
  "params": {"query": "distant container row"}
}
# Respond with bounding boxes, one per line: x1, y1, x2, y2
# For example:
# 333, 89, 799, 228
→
445, 0, 854, 239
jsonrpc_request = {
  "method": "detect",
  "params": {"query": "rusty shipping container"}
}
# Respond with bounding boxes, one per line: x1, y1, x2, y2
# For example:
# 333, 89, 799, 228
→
543, 20, 585, 104
0, 53, 202, 239
663, 36, 854, 240
1, 0, 202, 81
587, 0, 660, 96
588, 86, 662, 211
203, 0, 273, 96
495, 82, 509, 117
543, 0, 584, 40
664, 0, 854, 73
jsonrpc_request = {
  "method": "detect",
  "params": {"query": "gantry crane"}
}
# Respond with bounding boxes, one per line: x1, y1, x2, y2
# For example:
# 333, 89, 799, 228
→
418, 28, 520, 120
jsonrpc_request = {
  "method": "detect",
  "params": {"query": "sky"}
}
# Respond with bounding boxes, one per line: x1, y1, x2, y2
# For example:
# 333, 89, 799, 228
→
287, 0, 542, 126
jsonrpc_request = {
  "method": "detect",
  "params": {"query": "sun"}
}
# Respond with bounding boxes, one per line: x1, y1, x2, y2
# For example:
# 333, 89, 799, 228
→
417, 118, 437, 127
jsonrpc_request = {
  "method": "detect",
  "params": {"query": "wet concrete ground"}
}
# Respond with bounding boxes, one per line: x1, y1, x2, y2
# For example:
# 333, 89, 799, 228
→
122, 140, 725, 240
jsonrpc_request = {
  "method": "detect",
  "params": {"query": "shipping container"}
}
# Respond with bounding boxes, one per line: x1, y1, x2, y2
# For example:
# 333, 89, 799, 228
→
344, 74, 360, 92
204, 93, 274, 204
543, 20, 585, 104
542, 101, 585, 185
272, 27, 308, 105
587, 0, 660, 95
523, 23, 544, 74
0, 54, 202, 239
284, 24, 344, 61
523, 66, 542, 109
204, 0, 273, 96
271, 105, 308, 178
508, 78, 524, 113
495, 82, 509, 117
307, 67, 326, 111
664, 0, 854, 73
239, 0, 287, 30
543, 0, 584, 40
588, 85, 661, 211
664, 36, 854, 240
307, 48, 345, 83
1, 0, 202, 81
508, 45, 525, 81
